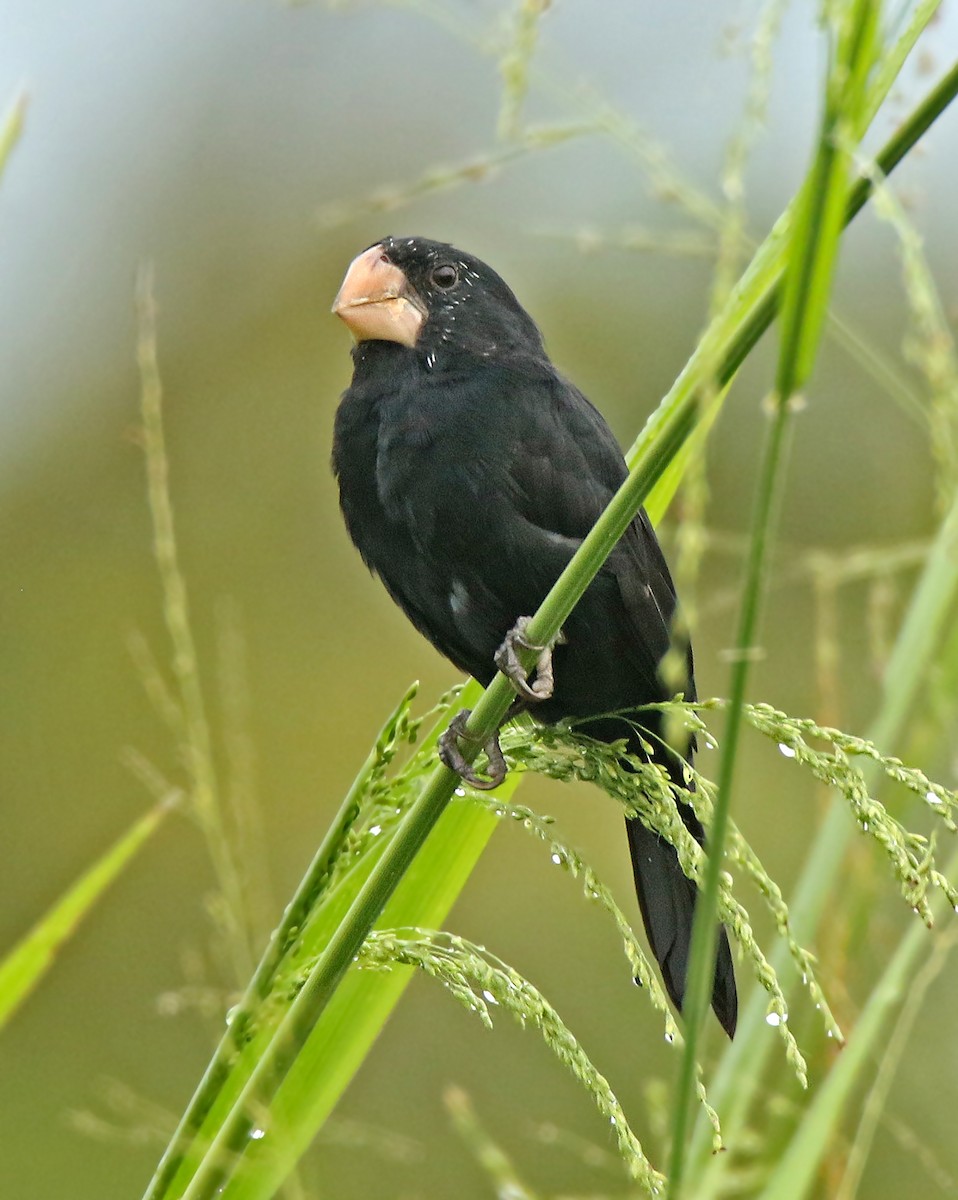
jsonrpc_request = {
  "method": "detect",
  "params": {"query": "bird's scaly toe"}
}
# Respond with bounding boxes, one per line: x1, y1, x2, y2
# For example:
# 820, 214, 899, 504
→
438, 709, 507, 790
495, 616, 565, 702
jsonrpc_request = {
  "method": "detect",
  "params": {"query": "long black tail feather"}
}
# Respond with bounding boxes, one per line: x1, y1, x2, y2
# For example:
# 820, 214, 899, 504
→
625, 815, 738, 1038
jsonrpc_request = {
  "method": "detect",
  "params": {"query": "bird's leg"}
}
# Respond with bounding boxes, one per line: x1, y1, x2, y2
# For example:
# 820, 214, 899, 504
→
495, 616, 566, 703
438, 709, 507, 790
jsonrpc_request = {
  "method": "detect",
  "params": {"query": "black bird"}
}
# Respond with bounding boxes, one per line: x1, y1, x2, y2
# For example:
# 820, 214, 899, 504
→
331, 236, 737, 1037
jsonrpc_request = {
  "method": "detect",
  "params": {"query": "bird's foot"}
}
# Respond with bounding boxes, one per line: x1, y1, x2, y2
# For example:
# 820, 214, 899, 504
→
495, 616, 566, 703
438, 709, 507, 791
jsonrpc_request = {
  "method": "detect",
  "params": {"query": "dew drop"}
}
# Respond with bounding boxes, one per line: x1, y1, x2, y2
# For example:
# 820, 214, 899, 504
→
704, 735, 718, 750
369, 824, 382, 836
454, 787, 466, 797
664, 1031, 675, 1044
766, 1010, 787, 1027
609, 1115, 617, 1126
927, 790, 943, 806
225, 1004, 239, 1028
482, 989, 499, 1006
551, 852, 563, 865
862, 821, 869, 832
778, 743, 796, 759
249, 1127, 266, 1141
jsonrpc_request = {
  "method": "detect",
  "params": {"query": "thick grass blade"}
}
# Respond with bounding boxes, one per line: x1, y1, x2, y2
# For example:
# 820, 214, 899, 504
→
142, 685, 425, 1200
160, 700, 511, 1200
776, 2, 879, 397
218, 795, 503, 1200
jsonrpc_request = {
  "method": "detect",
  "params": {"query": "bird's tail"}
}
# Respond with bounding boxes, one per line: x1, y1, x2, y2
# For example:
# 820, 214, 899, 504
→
625, 812, 738, 1038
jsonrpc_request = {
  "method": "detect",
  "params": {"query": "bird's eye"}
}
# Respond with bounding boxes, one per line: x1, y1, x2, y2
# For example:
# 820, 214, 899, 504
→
430, 264, 459, 290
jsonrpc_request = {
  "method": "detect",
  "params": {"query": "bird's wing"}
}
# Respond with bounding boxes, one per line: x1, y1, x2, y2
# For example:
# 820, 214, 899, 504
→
369, 361, 684, 693
496, 370, 682, 677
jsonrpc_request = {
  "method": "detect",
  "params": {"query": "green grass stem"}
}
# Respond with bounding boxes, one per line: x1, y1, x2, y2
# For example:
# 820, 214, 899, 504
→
137, 269, 253, 984
690, 482, 958, 1195
667, 5, 880, 1192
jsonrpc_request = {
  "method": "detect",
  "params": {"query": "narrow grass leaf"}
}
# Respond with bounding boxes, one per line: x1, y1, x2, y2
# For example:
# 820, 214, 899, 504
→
669, 4, 881, 1194
690, 469, 958, 1199
0, 798, 175, 1032
0, 90, 26, 181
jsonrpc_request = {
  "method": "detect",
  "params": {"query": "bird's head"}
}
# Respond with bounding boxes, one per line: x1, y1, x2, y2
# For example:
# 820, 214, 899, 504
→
332, 236, 545, 366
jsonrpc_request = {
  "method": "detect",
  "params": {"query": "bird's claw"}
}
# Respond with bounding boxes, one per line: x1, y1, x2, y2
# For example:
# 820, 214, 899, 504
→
438, 709, 507, 790
495, 616, 566, 703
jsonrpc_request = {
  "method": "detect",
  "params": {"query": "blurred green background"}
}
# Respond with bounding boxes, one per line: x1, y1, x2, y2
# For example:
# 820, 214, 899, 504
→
2, 3, 958, 1197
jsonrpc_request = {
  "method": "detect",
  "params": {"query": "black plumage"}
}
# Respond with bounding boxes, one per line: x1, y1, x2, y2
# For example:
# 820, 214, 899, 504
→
331, 235, 737, 1037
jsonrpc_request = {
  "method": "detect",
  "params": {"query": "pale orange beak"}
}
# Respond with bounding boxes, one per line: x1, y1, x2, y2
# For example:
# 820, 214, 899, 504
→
332, 244, 426, 347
